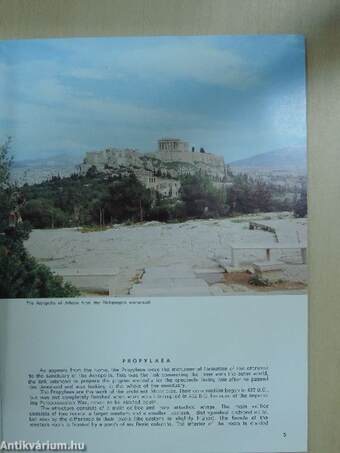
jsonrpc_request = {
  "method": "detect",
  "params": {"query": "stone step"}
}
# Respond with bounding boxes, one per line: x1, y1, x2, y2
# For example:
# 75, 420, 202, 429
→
134, 278, 209, 289
253, 261, 283, 272
224, 266, 254, 274
130, 286, 212, 297
143, 265, 193, 274
54, 268, 118, 277
141, 272, 196, 281
194, 267, 225, 274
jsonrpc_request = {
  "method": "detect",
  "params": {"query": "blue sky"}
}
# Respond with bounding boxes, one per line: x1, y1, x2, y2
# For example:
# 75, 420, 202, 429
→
0, 35, 306, 163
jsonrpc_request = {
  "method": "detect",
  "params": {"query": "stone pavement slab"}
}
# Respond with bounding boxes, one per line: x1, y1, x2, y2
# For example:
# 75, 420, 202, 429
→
130, 286, 212, 296
130, 264, 217, 296
134, 277, 209, 289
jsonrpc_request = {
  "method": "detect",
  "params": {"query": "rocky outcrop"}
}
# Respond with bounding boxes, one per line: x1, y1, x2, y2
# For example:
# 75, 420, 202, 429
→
80, 142, 227, 181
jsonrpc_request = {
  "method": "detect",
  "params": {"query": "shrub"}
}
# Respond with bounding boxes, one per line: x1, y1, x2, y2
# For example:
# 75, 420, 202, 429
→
249, 274, 271, 287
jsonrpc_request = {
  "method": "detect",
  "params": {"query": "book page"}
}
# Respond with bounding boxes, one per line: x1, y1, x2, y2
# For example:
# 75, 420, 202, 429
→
1, 296, 307, 453
0, 34, 308, 453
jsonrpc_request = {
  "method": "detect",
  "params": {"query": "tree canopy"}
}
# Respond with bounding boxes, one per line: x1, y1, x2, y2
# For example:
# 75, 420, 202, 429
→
101, 174, 153, 223
0, 139, 79, 298
180, 174, 228, 218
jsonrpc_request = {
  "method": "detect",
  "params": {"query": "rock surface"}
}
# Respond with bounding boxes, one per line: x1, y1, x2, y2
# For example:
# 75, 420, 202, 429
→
25, 213, 307, 295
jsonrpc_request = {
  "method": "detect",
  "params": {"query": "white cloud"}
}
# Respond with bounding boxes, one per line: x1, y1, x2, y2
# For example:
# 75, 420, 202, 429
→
1, 72, 225, 159
123, 42, 259, 88
0, 36, 305, 161
66, 39, 260, 89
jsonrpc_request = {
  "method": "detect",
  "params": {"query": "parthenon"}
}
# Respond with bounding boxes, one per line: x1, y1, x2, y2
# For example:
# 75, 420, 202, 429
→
158, 138, 189, 152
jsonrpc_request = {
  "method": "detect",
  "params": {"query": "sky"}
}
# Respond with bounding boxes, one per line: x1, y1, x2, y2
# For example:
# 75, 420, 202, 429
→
0, 35, 306, 163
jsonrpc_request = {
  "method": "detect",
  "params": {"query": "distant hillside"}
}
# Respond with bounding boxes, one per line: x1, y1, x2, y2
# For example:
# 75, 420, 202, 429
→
13, 153, 82, 169
229, 147, 306, 171
11, 154, 82, 186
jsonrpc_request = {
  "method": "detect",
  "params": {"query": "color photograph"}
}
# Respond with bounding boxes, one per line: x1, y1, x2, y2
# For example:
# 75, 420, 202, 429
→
0, 35, 307, 297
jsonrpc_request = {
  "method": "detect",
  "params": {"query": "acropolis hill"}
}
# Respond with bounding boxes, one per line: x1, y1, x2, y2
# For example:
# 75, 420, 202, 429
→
79, 138, 230, 198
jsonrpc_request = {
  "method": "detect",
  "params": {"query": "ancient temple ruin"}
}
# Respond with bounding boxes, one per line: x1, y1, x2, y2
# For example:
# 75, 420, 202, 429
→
80, 138, 230, 198
157, 138, 189, 152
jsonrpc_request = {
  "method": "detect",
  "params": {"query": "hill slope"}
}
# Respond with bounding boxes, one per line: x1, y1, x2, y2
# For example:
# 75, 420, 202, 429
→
229, 147, 306, 171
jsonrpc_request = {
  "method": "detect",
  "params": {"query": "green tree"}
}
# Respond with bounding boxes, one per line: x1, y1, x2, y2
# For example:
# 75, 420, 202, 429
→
180, 174, 228, 218
86, 165, 99, 178
293, 187, 307, 218
0, 236, 79, 298
227, 174, 274, 214
21, 199, 68, 228
100, 174, 153, 223
0, 138, 13, 233
0, 139, 79, 298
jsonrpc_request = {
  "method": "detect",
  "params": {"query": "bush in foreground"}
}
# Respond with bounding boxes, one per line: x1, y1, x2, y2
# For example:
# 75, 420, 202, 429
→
0, 229, 80, 298
0, 138, 80, 298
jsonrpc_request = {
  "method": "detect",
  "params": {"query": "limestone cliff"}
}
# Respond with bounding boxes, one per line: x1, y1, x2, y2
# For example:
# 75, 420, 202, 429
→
80, 138, 227, 182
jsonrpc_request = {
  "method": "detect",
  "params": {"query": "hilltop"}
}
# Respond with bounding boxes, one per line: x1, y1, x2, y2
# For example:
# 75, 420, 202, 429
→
229, 146, 306, 172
